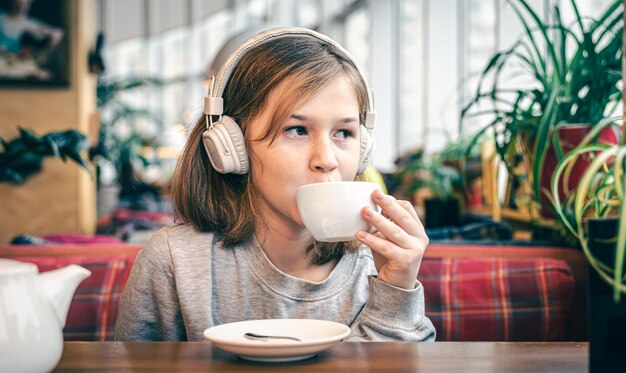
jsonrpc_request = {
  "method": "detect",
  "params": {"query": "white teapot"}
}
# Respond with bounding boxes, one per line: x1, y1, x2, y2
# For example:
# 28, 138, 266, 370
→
0, 259, 91, 373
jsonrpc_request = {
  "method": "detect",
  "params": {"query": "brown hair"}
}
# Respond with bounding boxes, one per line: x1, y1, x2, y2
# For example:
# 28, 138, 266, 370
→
171, 33, 369, 264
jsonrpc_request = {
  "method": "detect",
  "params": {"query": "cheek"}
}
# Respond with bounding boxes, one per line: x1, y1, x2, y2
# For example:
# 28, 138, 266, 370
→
341, 144, 362, 172
249, 145, 298, 182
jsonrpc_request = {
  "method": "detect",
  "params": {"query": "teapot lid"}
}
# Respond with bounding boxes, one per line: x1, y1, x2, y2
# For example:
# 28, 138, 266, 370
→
0, 259, 38, 276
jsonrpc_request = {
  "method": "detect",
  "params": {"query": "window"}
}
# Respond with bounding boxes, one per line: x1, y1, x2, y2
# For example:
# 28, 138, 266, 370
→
398, 0, 426, 156
106, 38, 148, 77
102, 0, 616, 172
101, 0, 374, 159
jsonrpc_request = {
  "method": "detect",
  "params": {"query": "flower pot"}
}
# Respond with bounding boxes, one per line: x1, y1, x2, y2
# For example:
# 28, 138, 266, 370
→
424, 198, 460, 229
443, 157, 483, 208
528, 124, 618, 218
586, 218, 626, 372
463, 156, 484, 208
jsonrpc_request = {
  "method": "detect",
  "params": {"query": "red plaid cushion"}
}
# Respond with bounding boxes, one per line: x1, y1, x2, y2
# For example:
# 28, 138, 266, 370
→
419, 257, 575, 341
15, 255, 136, 341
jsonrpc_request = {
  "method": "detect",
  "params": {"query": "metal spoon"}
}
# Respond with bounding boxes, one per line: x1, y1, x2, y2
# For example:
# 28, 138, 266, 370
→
244, 332, 302, 342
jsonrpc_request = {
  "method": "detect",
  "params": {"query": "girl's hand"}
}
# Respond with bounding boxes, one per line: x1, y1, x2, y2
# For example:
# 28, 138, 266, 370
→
356, 190, 429, 290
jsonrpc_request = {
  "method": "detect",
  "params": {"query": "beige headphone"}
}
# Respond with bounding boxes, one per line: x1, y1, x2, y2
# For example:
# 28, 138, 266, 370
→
202, 27, 376, 175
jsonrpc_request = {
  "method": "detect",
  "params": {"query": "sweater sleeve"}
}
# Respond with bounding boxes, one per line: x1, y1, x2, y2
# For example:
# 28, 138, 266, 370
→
346, 276, 436, 342
114, 229, 187, 341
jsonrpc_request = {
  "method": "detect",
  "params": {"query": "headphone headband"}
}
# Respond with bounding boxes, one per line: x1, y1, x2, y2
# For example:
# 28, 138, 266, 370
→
204, 27, 375, 129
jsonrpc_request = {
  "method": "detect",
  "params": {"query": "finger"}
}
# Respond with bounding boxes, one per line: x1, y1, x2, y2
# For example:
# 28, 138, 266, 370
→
397, 200, 426, 233
356, 230, 402, 261
372, 190, 423, 237
398, 200, 419, 221
381, 202, 414, 222
362, 206, 416, 249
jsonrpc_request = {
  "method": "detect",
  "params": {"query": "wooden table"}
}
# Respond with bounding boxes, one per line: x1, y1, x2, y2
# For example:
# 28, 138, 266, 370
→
54, 342, 588, 372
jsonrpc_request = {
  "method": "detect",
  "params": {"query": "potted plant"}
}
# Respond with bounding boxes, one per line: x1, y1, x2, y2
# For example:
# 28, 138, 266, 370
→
394, 150, 463, 229
462, 0, 623, 219
91, 76, 164, 214
551, 116, 625, 371
0, 127, 91, 184
438, 133, 485, 208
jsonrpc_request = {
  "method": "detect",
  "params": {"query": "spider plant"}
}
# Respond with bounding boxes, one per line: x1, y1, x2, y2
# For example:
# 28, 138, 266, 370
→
462, 0, 623, 214
551, 116, 625, 302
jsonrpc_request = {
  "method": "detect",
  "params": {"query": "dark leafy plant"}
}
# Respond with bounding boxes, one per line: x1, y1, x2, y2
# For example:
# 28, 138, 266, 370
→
395, 132, 487, 205
91, 76, 163, 197
92, 76, 162, 165
96, 76, 162, 109
395, 151, 462, 202
0, 127, 91, 184
439, 133, 483, 163
462, 0, 623, 210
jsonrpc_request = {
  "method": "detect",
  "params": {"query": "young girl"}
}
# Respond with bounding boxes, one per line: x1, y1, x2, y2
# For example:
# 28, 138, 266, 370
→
115, 27, 435, 342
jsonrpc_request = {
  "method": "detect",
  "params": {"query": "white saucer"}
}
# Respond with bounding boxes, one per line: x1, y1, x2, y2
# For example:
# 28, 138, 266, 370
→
203, 319, 351, 362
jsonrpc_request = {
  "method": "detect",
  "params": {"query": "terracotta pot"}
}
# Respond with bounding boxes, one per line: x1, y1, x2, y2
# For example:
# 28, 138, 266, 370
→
442, 157, 483, 208
463, 157, 484, 208
529, 124, 618, 218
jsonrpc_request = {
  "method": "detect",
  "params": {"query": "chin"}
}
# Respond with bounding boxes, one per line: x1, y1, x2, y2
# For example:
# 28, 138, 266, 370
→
293, 212, 305, 227
291, 209, 309, 229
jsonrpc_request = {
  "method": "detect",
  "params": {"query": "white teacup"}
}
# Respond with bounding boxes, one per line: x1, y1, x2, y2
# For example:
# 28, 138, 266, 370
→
296, 181, 381, 242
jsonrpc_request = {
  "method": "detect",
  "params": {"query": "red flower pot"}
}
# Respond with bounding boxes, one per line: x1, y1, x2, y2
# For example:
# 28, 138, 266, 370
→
537, 124, 618, 218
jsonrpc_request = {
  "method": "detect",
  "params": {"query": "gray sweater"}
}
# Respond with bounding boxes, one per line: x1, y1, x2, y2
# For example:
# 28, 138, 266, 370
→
114, 224, 436, 342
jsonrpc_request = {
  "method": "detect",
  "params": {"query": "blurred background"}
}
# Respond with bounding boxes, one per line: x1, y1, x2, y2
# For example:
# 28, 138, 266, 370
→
97, 0, 615, 169
0, 0, 621, 244
2, 1, 623, 349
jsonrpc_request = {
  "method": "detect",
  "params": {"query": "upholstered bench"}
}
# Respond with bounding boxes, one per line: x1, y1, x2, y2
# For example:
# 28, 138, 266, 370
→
422, 243, 585, 341
0, 242, 585, 341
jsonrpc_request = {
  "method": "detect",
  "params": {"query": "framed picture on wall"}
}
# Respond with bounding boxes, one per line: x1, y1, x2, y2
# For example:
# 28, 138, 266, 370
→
0, 0, 71, 87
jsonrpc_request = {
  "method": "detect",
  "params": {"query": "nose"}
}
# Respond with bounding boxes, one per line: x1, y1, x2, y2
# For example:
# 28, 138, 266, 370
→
310, 136, 338, 173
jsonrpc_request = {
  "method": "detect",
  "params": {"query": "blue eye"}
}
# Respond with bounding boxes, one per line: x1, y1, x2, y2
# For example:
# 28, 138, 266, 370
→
285, 126, 307, 136
336, 129, 353, 140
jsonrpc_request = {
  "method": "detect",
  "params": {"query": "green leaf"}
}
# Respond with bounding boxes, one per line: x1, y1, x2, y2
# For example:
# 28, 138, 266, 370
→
615, 186, 626, 301
513, 0, 563, 82
43, 135, 60, 158
531, 86, 560, 207
96, 76, 162, 108
0, 167, 25, 183
18, 127, 42, 147
0, 127, 92, 184
553, 6, 567, 84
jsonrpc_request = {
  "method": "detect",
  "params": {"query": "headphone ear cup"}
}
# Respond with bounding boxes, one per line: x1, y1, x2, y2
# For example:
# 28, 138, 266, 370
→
357, 125, 375, 175
202, 116, 249, 174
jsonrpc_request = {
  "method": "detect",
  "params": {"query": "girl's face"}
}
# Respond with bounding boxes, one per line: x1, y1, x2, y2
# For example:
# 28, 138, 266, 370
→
248, 76, 362, 231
